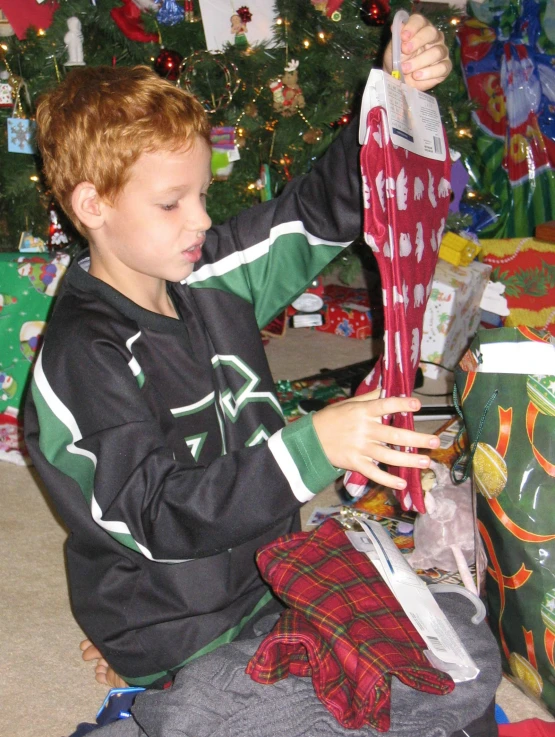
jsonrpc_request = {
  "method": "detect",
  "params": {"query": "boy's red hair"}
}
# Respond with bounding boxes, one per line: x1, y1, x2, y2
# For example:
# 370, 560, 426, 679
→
36, 65, 211, 235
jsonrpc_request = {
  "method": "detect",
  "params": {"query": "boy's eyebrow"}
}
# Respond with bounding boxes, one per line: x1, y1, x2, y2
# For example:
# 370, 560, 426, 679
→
157, 178, 212, 196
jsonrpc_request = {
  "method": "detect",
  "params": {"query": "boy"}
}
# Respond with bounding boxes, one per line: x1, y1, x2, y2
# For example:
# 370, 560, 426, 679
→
25, 15, 451, 690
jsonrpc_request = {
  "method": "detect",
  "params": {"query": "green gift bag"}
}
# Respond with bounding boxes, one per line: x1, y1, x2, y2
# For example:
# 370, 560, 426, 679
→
454, 327, 555, 712
0, 251, 69, 464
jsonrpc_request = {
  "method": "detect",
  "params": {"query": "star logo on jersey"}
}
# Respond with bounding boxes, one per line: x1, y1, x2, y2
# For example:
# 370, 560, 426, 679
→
212, 354, 283, 422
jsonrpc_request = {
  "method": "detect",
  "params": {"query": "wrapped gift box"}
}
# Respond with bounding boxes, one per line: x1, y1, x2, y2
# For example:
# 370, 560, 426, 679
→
421, 259, 492, 379
480, 237, 555, 335
0, 251, 70, 464
315, 284, 382, 340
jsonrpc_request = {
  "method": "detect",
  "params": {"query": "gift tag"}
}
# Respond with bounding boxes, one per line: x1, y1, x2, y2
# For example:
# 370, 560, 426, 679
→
359, 69, 446, 161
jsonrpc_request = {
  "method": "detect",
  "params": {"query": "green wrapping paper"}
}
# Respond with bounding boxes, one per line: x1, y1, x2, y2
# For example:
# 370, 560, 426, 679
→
454, 326, 555, 712
0, 251, 69, 464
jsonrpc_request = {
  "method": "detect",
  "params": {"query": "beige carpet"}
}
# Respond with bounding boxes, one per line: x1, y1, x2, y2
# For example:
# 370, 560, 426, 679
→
2, 329, 553, 736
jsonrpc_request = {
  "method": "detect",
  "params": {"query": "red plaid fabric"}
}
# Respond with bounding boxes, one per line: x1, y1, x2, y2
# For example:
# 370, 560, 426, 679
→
247, 518, 454, 731
344, 106, 452, 513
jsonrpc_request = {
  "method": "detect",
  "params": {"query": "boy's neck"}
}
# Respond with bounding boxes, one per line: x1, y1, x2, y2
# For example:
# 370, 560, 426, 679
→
87, 247, 179, 319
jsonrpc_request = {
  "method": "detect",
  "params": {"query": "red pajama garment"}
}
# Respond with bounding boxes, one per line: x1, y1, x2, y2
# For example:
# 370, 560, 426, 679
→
247, 518, 454, 731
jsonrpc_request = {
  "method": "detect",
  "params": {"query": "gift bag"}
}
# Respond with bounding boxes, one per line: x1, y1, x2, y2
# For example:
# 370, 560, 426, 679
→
0, 251, 69, 464
454, 326, 555, 712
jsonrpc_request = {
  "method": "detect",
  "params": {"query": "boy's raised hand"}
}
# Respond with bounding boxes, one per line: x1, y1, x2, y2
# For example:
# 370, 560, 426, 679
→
382, 13, 453, 91
312, 390, 440, 492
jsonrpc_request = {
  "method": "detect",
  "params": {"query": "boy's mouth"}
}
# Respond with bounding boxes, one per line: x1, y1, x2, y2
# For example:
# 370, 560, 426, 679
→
182, 238, 204, 262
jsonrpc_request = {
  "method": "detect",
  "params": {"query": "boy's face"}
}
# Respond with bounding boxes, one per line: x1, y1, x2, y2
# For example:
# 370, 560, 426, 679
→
94, 136, 212, 288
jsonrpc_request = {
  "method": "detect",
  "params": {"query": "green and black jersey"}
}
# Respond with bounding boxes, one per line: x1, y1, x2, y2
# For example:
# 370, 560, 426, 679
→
24, 121, 363, 686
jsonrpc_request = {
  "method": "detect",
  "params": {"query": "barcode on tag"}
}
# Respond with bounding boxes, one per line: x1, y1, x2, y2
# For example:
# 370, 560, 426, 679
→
433, 135, 442, 154
426, 635, 448, 653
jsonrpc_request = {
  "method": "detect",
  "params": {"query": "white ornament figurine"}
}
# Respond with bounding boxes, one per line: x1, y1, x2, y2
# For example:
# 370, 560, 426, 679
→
64, 17, 86, 67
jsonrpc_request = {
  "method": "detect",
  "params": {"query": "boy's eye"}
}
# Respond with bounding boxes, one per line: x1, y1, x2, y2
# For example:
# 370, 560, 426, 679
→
161, 203, 178, 212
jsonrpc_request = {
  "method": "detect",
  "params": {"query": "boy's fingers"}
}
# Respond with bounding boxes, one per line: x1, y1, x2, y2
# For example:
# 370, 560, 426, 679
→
359, 394, 421, 417
402, 42, 449, 75
367, 444, 432, 469
364, 461, 408, 491
402, 22, 442, 53
400, 13, 428, 41
373, 423, 440, 449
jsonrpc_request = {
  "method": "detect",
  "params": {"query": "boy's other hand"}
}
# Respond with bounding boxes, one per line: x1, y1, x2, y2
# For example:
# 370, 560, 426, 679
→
312, 390, 440, 492
382, 14, 452, 91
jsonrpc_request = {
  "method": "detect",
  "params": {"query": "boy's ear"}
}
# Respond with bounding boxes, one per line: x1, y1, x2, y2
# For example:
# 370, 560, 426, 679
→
71, 182, 105, 231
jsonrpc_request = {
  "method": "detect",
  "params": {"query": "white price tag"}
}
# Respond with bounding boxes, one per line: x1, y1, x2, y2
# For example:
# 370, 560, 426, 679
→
359, 69, 446, 162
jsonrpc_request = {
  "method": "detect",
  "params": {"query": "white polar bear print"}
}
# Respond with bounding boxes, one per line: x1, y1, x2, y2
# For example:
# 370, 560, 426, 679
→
362, 175, 371, 209
392, 285, 404, 305
382, 288, 388, 307
402, 282, 409, 311
430, 230, 438, 252
436, 217, 445, 246
383, 241, 391, 258
399, 232, 412, 257
414, 177, 424, 200
386, 176, 395, 199
428, 170, 437, 208
415, 222, 424, 263
438, 177, 451, 198
411, 327, 420, 367
376, 170, 385, 211
365, 232, 379, 252
396, 168, 408, 210
373, 127, 383, 148
395, 330, 404, 373
414, 283, 425, 307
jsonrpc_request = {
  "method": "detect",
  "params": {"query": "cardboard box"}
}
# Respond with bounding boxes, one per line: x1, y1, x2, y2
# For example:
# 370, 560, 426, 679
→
421, 259, 491, 379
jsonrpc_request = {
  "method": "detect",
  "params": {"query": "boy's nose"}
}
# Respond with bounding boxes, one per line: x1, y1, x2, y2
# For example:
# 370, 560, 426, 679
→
186, 205, 211, 233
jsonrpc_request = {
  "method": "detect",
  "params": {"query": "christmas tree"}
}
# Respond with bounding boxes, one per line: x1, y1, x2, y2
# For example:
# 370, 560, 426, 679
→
0, 0, 470, 268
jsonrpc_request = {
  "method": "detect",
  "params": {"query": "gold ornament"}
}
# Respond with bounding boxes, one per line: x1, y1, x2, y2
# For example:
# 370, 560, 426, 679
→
472, 442, 507, 499
509, 652, 543, 700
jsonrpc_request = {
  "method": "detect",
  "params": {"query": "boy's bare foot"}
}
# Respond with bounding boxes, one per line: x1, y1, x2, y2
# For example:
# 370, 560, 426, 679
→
80, 639, 128, 688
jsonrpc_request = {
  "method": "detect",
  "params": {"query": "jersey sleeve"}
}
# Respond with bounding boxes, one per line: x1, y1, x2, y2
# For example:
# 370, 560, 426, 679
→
25, 328, 341, 563
187, 119, 362, 329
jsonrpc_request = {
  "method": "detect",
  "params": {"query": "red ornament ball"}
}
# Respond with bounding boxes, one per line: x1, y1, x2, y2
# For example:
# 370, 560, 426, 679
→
361, 0, 390, 26
154, 49, 183, 82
